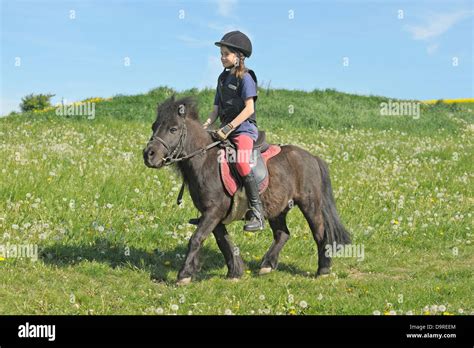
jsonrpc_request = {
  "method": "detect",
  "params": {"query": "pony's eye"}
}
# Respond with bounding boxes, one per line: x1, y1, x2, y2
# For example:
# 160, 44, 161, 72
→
170, 127, 178, 134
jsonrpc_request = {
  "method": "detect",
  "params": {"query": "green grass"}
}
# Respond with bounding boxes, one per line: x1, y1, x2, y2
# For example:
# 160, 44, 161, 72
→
0, 87, 473, 315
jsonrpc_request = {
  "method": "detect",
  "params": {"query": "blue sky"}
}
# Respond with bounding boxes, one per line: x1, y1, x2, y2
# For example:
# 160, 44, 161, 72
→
1, 0, 473, 115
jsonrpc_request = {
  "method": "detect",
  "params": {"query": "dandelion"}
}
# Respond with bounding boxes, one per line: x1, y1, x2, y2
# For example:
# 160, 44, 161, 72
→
438, 305, 446, 312
389, 310, 397, 315
299, 300, 308, 309
317, 293, 323, 301
106, 203, 113, 209
155, 307, 164, 314
458, 308, 464, 314
288, 294, 294, 304
224, 309, 233, 315
170, 304, 179, 311
12, 224, 19, 230
134, 188, 140, 193
406, 310, 413, 315
259, 294, 265, 301
97, 226, 105, 232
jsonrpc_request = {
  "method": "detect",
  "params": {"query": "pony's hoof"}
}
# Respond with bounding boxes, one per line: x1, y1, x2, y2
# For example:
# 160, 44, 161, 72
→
259, 267, 272, 275
316, 268, 331, 277
228, 277, 240, 282
177, 277, 192, 286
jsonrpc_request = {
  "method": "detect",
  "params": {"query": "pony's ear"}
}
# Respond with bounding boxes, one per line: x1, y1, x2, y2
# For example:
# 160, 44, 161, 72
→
171, 93, 176, 102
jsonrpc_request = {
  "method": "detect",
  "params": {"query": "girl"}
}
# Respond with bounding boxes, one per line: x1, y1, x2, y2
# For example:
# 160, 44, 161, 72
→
202, 30, 264, 231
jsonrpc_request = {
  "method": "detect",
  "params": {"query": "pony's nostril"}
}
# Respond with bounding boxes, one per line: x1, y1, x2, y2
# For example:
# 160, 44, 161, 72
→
148, 150, 155, 157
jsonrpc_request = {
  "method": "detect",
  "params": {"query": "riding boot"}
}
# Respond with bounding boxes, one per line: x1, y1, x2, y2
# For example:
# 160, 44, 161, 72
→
242, 171, 265, 231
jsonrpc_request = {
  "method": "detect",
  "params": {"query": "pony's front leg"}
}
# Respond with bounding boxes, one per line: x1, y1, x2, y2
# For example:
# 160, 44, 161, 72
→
177, 208, 222, 285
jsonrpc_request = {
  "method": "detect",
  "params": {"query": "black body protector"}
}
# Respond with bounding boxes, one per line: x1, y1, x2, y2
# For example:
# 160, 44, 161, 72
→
217, 68, 258, 127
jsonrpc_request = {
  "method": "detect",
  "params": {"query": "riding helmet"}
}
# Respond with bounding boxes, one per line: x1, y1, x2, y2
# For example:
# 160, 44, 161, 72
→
215, 31, 252, 58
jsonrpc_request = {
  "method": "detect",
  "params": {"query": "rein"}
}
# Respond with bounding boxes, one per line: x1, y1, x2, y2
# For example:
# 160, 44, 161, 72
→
152, 125, 221, 166
151, 125, 221, 206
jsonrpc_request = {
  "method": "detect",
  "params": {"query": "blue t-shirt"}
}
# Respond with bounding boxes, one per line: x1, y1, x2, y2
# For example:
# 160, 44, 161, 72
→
214, 71, 258, 142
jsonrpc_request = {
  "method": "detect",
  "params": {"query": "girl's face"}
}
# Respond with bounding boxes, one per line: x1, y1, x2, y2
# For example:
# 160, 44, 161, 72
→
220, 46, 238, 68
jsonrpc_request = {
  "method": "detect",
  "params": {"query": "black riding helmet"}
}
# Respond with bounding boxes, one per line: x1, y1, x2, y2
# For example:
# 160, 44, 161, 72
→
214, 31, 252, 58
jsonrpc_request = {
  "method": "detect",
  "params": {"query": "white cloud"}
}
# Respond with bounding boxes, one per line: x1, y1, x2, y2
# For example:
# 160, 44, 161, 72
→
404, 10, 473, 40
176, 35, 212, 47
426, 43, 439, 55
214, 0, 238, 17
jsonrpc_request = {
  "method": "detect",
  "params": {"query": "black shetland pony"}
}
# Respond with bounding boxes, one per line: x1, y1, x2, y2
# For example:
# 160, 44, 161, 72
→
143, 95, 350, 285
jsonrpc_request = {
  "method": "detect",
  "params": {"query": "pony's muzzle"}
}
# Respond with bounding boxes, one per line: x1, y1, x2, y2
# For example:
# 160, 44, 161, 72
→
143, 145, 164, 168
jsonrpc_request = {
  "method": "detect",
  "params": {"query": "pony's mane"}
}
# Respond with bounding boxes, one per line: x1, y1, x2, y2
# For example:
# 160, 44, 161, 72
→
156, 95, 199, 122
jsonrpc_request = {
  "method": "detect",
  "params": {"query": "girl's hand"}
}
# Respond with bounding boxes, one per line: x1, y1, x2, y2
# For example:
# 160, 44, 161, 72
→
215, 124, 234, 140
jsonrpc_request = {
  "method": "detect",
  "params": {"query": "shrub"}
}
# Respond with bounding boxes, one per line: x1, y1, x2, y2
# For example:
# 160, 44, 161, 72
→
20, 93, 55, 112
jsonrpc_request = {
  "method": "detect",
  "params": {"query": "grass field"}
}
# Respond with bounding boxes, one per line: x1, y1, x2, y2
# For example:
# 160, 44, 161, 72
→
0, 87, 472, 315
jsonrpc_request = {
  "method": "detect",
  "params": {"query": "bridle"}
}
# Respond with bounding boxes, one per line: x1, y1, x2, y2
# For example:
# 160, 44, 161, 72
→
150, 124, 221, 166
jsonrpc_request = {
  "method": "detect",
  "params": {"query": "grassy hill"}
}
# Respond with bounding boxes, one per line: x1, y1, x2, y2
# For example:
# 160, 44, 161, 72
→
0, 87, 472, 315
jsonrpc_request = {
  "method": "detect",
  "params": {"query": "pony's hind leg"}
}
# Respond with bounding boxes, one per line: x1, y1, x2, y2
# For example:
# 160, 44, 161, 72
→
299, 201, 332, 276
259, 212, 290, 275
212, 223, 245, 280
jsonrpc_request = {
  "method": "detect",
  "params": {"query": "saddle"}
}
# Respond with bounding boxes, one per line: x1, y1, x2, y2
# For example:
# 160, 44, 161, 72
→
218, 131, 281, 225
218, 131, 281, 197
188, 130, 281, 226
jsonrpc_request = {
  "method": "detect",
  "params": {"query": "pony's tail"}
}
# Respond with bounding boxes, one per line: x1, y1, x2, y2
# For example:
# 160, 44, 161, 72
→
316, 157, 351, 245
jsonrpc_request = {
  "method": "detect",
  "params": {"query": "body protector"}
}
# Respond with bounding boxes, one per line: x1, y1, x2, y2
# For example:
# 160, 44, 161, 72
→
217, 69, 258, 127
